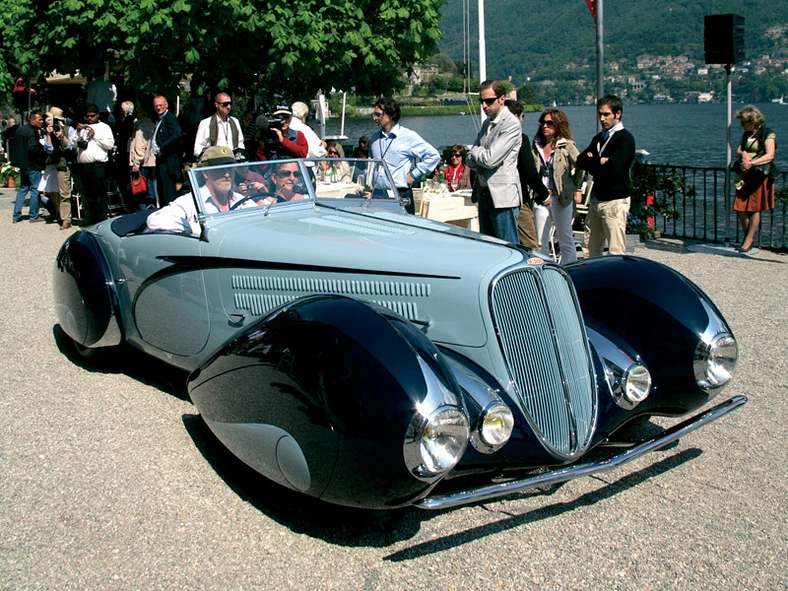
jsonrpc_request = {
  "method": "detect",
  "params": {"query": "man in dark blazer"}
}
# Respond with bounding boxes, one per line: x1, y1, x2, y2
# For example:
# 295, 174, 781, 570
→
577, 94, 635, 257
152, 95, 182, 207
505, 99, 550, 251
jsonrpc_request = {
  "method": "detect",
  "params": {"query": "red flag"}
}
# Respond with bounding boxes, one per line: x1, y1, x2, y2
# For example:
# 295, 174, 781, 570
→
585, 0, 596, 19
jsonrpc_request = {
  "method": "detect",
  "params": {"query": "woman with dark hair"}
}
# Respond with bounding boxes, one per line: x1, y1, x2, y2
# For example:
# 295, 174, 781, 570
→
532, 109, 584, 264
732, 105, 776, 253
445, 143, 471, 192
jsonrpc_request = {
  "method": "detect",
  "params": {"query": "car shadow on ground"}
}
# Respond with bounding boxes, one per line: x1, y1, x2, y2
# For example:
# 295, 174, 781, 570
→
52, 324, 191, 401
182, 409, 694, 550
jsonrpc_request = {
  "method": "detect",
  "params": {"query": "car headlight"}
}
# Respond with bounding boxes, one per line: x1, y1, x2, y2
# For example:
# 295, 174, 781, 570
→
694, 333, 737, 390
471, 402, 514, 453
405, 406, 469, 479
624, 363, 652, 406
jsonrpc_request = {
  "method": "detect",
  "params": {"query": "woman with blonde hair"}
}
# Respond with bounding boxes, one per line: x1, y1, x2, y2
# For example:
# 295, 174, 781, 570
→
532, 109, 584, 263
319, 142, 352, 182
732, 105, 777, 253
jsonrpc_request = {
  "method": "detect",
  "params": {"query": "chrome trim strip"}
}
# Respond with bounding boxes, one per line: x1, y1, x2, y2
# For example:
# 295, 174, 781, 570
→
415, 395, 747, 510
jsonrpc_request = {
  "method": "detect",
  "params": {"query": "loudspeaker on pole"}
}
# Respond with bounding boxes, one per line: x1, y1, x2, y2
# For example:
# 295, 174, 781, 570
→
704, 14, 745, 65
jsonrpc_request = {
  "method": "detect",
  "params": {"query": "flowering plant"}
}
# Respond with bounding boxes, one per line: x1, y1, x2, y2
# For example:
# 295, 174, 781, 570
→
0, 161, 20, 187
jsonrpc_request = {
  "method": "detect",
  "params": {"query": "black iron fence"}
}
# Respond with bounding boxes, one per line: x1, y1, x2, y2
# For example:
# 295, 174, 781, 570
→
631, 163, 788, 251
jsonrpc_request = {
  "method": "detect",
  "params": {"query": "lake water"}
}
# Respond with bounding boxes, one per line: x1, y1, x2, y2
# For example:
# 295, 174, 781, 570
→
320, 102, 788, 171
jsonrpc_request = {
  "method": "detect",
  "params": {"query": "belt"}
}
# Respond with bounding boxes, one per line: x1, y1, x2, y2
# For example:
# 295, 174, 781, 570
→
79, 161, 107, 166
397, 187, 411, 193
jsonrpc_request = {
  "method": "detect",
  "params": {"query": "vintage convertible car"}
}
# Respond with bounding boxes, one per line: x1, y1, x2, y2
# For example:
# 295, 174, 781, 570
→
53, 157, 745, 510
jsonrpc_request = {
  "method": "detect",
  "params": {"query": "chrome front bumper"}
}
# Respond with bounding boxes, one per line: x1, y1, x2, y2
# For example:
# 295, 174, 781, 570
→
415, 395, 747, 510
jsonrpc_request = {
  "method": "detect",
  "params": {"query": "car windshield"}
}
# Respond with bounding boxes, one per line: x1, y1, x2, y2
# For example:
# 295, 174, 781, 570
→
187, 158, 400, 216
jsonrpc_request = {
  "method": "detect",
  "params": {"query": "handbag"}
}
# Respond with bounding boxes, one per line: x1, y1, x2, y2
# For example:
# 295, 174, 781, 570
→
130, 173, 148, 196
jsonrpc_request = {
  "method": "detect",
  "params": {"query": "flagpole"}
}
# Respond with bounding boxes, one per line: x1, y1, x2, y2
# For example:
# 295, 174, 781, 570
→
596, 0, 604, 132
478, 0, 486, 120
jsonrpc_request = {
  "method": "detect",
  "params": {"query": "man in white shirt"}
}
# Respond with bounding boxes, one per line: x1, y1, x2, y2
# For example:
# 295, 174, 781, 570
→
75, 103, 115, 224
290, 101, 326, 161
147, 146, 251, 236
193, 92, 244, 159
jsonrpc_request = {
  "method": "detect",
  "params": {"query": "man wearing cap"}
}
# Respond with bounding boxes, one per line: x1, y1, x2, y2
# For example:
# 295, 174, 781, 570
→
46, 107, 79, 229
146, 146, 252, 235
290, 101, 326, 161
152, 95, 182, 207
193, 92, 244, 159
74, 103, 115, 224
255, 104, 308, 161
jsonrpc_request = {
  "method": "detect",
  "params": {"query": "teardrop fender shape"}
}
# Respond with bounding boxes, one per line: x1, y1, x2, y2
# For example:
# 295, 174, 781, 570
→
189, 295, 464, 509
566, 255, 735, 412
53, 231, 122, 348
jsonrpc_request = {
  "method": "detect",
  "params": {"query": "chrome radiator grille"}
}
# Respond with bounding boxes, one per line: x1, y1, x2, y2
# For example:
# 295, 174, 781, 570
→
490, 266, 596, 458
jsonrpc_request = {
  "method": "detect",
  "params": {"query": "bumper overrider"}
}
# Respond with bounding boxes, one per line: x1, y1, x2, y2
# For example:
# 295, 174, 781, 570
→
415, 395, 746, 510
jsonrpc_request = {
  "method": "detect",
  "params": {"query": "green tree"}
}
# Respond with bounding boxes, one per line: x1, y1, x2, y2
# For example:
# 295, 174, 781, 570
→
0, 0, 446, 102
518, 84, 537, 105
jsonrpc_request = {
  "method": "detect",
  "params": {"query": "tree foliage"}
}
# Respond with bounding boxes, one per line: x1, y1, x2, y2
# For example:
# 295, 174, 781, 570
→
0, 0, 446, 102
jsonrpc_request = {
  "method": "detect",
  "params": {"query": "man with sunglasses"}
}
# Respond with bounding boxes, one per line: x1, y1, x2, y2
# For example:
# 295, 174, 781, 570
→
74, 104, 115, 224
467, 80, 522, 242
369, 97, 440, 214
147, 146, 252, 235
193, 92, 244, 160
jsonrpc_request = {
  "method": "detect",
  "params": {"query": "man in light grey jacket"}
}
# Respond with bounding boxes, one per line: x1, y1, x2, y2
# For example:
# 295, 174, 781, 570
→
467, 80, 523, 242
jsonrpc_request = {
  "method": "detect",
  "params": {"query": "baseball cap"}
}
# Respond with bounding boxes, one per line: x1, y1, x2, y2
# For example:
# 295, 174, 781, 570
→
272, 104, 292, 116
199, 146, 236, 165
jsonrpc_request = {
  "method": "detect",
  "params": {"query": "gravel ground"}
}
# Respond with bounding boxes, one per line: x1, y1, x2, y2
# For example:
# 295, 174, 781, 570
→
1, 186, 786, 591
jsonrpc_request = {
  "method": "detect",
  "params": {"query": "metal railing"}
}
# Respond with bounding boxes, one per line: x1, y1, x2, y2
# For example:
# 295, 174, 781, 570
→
632, 163, 788, 251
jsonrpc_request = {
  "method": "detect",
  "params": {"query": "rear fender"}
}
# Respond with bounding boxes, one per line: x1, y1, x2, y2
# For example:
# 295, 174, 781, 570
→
53, 232, 122, 348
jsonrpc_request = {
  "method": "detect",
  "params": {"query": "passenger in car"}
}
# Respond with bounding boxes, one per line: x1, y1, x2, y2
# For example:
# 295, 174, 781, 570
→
259, 161, 309, 205
146, 146, 252, 236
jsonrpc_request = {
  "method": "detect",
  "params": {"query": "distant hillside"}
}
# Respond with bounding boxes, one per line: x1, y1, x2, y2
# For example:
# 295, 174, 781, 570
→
439, 0, 788, 84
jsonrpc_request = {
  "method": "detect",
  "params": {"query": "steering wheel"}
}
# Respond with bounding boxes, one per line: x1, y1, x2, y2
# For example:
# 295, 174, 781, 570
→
229, 192, 275, 210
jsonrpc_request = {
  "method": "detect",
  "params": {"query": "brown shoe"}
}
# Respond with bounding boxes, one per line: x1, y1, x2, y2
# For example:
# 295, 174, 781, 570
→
60, 222, 72, 230
30, 217, 45, 223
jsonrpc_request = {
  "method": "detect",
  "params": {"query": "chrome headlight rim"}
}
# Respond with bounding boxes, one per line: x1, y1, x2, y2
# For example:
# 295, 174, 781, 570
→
694, 332, 738, 391
404, 405, 469, 481
471, 401, 514, 454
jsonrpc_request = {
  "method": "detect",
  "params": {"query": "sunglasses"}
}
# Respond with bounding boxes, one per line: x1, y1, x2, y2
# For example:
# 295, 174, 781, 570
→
328, 150, 339, 155
541, 120, 555, 127
218, 101, 232, 107
85, 113, 98, 118
451, 152, 462, 158
478, 96, 500, 106
276, 170, 301, 178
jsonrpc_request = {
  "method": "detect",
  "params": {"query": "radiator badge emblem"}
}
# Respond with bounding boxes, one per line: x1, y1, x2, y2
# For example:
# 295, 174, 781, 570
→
526, 257, 546, 266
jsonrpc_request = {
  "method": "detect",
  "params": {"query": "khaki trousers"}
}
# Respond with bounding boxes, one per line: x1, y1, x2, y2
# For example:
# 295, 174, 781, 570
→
516, 200, 539, 250
55, 167, 73, 224
583, 196, 630, 257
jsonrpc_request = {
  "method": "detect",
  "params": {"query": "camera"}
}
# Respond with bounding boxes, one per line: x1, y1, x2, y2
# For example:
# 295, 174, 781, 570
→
77, 126, 91, 150
52, 120, 62, 133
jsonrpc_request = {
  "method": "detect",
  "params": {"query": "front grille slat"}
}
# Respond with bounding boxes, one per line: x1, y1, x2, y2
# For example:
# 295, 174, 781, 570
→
491, 266, 596, 458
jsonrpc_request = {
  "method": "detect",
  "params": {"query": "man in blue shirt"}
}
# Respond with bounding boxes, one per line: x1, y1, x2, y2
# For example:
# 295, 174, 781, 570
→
369, 97, 440, 214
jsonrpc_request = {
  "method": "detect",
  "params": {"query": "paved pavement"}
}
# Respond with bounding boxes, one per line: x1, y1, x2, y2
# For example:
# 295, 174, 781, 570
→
1, 186, 786, 590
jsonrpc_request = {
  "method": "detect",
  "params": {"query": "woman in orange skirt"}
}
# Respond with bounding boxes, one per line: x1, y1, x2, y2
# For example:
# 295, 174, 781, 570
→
732, 105, 776, 253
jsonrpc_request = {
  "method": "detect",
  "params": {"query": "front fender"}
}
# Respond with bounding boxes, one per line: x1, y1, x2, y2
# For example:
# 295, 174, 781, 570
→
188, 295, 465, 509
567, 255, 735, 413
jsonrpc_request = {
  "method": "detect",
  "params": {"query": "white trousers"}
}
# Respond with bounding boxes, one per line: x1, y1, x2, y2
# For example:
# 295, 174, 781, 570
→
534, 200, 577, 264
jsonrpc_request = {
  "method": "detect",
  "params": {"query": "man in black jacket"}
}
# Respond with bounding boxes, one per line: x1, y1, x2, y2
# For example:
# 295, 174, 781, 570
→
577, 94, 635, 256
152, 95, 182, 207
11, 111, 47, 223
506, 100, 550, 250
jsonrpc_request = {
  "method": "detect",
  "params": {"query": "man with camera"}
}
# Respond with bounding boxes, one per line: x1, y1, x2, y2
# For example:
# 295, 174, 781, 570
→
254, 104, 308, 161
44, 107, 78, 229
74, 103, 115, 224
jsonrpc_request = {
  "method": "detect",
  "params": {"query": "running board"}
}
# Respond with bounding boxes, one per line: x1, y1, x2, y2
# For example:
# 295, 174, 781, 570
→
416, 395, 747, 510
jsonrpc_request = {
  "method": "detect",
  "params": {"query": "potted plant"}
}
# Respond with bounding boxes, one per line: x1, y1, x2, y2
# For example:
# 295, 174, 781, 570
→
0, 161, 20, 188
